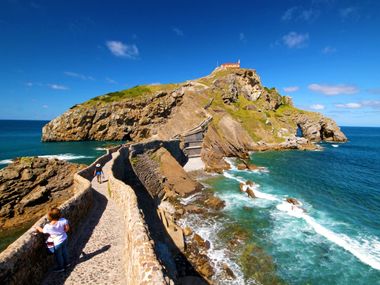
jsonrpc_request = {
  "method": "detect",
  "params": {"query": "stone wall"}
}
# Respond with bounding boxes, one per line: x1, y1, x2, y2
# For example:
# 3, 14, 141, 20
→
0, 147, 119, 285
109, 147, 170, 285
129, 139, 187, 166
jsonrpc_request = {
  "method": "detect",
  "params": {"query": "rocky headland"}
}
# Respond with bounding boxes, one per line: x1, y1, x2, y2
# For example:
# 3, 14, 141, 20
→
42, 67, 346, 173
1, 66, 348, 284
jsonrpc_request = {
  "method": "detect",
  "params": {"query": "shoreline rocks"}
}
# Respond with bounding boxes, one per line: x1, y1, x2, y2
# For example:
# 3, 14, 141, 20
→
0, 157, 85, 230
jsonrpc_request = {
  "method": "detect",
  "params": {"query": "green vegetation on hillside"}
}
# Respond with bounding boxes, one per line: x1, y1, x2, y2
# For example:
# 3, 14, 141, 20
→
82, 83, 180, 106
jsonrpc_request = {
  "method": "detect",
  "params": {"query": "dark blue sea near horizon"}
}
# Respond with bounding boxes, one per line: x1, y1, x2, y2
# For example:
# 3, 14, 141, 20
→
1, 120, 380, 284
0, 120, 121, 169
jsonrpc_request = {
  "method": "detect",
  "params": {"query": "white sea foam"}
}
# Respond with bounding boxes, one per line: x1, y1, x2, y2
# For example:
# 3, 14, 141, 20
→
0, 159, 13, 165
179, 192, 203, 205
178, 215, 247, 284
224, 170, 380, 271
223, 171, 278, 201
276, 201, 380, 271
38, 153, 94, 161
332, 144, 339, 148
224, 157, 238, 171
95, 147, 107, 151
303, 215, 380, 271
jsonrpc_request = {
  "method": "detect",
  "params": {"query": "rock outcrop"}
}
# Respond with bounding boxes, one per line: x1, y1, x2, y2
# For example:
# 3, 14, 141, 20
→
42, 67, 347, 171
0, 157, 84, 229
42, 88, 185, 141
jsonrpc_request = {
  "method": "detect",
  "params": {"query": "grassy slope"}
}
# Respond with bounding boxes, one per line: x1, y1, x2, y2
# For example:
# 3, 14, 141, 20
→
72, 68, 314, 143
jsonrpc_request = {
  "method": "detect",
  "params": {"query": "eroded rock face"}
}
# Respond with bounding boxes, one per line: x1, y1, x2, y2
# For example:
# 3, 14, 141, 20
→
42, 89, 184, 142
297, 113, 347, 142
0, 157, 84, 229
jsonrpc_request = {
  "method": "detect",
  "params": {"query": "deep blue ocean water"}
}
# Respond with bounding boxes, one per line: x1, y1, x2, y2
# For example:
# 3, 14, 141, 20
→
181, 127, 380, 284
0, 120, 121, 168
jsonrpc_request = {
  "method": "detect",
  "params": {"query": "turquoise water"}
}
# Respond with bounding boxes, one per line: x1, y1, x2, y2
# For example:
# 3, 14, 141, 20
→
201, 127, 380, 284
0, 120, 122, 168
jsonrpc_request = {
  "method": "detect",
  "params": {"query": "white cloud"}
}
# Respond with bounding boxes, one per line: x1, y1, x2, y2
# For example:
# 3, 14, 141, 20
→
106, 41, 139, 58
282, 7, 298, 21
106, 77, 117, 84
322, 46, 337, 54
64, 71, 94, 80
367, 88, 380, 95
172, 27, 184, 36
282, 7, 319, 22
310, 104, 325, 110
335, 103, 362, 109
361, 100, 380, 109
26, 82, 34, 87
48, 84, 69, 90
340, 7, 357, 19
239, 32, 247, 42
283, 86, 299, 92
282, 32, 309, 48
308, 83, 358, 95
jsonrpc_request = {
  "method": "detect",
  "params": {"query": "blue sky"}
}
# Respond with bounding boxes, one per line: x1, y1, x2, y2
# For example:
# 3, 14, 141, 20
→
0, 0, 379, 126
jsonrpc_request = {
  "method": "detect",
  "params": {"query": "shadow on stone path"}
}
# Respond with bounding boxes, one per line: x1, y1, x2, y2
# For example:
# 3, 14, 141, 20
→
42, 159, 126, 285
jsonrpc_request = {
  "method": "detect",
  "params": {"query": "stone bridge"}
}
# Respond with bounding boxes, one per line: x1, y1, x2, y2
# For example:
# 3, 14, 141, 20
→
0, 140, 208, 285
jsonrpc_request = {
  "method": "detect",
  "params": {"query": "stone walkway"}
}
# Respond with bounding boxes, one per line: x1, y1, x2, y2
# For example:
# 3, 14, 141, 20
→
42, 158, 126, 285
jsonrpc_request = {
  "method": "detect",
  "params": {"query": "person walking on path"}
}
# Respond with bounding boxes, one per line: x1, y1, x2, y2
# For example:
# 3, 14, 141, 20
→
94, 163, 104, 183
36, 207, 71, 272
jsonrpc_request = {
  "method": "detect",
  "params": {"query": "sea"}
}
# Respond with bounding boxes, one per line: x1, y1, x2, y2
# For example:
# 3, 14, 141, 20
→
179, 126, 380, 285
0, 120, 121, 251
1, 121, 379, 284
0, 120, 117, 168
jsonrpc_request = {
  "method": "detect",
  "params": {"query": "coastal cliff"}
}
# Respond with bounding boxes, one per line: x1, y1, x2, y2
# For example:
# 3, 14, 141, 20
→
42, 67, 347, 170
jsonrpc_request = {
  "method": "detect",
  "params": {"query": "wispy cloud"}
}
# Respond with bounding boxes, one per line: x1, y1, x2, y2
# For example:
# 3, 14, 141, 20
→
310, 104, 325, 110
48, 84, 69, 90
283, 86, 299, 92
367, 88, 380, 95
335, 102, 362, 109
282, 32, 309, 48
64, 71, 94, 81
282, 6, 319, 22
106, 77, 117, 84
308, 83, 358, 95
172, 27, 184, 36
42, 104, 48, 109
239, 32, 247, 42
322, 46, 337, 54
340, 7, 359, 21
106, 41, 139, 58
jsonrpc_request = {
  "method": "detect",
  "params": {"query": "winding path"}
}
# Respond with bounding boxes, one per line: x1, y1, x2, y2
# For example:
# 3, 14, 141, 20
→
42, 158, 127, 285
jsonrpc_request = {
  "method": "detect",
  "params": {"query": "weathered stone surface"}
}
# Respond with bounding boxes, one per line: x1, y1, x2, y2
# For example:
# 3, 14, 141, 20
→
204, 196, 225, 210
0, 157, 85, 230
42, 88, 186, 142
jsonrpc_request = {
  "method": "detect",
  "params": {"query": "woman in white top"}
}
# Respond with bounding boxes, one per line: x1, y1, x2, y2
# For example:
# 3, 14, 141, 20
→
36, 207, 70, 272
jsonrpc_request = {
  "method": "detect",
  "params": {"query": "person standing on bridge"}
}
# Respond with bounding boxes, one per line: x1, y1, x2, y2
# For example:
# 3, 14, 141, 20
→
36, 207, 70, 272
94, 163, 104, 183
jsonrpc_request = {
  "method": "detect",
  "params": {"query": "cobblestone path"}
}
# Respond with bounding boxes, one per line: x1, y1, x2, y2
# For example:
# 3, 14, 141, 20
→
42, 158, 126, 285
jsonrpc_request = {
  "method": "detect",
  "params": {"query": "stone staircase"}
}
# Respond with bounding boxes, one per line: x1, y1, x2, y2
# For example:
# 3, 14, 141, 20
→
182, 116, 212, 159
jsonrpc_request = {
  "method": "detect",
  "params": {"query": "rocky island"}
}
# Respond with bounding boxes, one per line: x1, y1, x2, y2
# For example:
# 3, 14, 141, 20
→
1, 66, 347, 285
42, 67, 346, 172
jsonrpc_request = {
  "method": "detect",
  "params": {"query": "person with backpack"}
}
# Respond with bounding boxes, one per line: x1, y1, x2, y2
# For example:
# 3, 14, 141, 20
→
36, 207, 70, 272
94, 163, 104, 183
